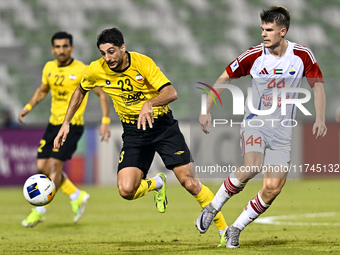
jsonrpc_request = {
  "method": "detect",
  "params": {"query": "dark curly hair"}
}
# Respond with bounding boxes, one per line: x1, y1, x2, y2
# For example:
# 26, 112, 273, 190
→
97, 28, 124, 48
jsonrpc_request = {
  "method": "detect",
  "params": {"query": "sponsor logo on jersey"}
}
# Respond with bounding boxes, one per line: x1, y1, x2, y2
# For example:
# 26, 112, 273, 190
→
106, 80, 111, 86
259, 68, 269, 74
274, 69, 283, 74
288, 67, 296, 76
174, 151, 184, 155
136, 73, 144, 81
121, 91, 146, 106
231, 60, 239, 72
69, 74, 76, 80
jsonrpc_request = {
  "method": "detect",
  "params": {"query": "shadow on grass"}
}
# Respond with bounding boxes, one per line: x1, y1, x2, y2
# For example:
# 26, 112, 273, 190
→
47, 223, 81, 229
87, 240, 219, 253
242, 238, 338, 248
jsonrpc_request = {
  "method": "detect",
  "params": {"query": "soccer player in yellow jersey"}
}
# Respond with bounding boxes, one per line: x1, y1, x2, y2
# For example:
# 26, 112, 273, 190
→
54, 28, 228, 236
19, 31, 111, 227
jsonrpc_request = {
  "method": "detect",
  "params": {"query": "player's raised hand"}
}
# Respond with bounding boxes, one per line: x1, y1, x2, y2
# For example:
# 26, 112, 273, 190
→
199, 112, 212, 134
138, 101, 154, 130
312, 120, 327, 139
54, 124, 70, 148
99, 123, 111, 142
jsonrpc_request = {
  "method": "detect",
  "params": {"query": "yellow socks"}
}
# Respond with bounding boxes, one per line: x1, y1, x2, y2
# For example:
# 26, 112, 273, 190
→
60, 178, 77, 195
193, 184, 227, 231
133, 178, 156, 199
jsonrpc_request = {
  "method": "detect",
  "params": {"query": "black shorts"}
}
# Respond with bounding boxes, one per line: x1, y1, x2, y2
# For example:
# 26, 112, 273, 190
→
118, 111, 192, 178
37, 123, 84, 161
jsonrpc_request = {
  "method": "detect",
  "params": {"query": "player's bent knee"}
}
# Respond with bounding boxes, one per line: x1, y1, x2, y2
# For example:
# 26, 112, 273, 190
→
48, 160, 64, 174
118, 186, 135, 200
263, 183, 283, 198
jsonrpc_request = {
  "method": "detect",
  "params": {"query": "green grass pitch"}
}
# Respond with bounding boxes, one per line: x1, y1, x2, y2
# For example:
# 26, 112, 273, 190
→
1, 179, 339, 254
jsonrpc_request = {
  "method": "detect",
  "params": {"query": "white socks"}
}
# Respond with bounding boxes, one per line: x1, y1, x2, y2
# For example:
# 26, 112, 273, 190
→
35, 206, 46, 214
218, 225, 229, 237
211, 172, 247, 211
233, 192, 270, 230
69, 189, 80, 201
154, 175, 163, 191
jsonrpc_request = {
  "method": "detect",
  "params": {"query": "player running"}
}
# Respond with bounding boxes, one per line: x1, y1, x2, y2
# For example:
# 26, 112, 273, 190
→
195, 6, 327, 248
54, 27, 228, 236
19, 31, 111, 227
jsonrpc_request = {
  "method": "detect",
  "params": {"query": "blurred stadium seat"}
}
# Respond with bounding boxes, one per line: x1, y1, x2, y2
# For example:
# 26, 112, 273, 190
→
0, 0, 339, 124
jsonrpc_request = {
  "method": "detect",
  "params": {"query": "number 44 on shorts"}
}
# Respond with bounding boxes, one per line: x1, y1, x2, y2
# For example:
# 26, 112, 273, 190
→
246, 135, 262, 147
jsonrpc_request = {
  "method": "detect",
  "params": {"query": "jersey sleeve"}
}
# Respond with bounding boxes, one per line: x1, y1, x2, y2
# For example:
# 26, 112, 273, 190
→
80, 64, 96, 91
41, 63, 50, 85
226, 46, 262, 79
305, 62, 323, 88
293, 45, 324, 88
139, 56, 171, 91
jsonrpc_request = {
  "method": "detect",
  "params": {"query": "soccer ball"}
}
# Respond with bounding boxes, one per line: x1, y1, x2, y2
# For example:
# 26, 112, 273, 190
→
23, 174, 56, 206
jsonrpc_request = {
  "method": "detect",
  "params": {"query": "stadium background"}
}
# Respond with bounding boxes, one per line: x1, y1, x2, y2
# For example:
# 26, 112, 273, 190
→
0, 0, 340, 186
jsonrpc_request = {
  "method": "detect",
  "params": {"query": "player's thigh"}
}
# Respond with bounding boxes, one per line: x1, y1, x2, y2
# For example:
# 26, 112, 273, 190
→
50, 124, 84, 161
263, 146, 291, 178
236, 151, 264, 180
240, 129, 265, 157
237, 129, 265, 179
37, 123, 83, 161
36, 158, 50, 175
47, 158, 65, 173
155, 120, 192, 170
117, 145, 155, 179
37, 123, 58, 159
262, 148, 290, 194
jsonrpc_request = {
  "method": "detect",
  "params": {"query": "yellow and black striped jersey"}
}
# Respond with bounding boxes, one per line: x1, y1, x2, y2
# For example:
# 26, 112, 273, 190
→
42, 59, 89, 125
80, 52, 171, 124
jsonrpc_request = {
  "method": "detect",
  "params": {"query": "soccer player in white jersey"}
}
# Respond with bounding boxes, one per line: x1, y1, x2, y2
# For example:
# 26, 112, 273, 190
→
195, 6, 327, 248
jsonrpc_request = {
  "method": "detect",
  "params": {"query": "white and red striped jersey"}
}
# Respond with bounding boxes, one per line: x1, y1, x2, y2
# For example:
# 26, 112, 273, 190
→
226, 41, 324, 141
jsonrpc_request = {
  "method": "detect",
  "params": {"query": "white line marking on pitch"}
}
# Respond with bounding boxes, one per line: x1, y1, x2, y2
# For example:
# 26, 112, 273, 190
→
255, 212, 340, 226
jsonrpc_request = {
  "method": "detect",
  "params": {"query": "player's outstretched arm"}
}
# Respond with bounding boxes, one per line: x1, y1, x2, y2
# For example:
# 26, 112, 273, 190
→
18, 83, 50, 123
312, 82, 327, 139
92, 87, 111, 142
200, 70, 230, 134
138, 85, 177, 130
54, 85, 88, 148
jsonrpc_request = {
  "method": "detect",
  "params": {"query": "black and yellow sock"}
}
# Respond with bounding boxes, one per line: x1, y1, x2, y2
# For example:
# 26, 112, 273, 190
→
193, 184, 228, 231
133, 178, 156, 200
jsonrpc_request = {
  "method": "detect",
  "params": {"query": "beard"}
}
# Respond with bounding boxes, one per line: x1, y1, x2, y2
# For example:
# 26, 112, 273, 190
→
108, 54, 124, 71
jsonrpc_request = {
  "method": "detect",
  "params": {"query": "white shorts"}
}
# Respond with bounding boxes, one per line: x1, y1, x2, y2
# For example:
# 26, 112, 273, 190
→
240, 128, 291, 168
